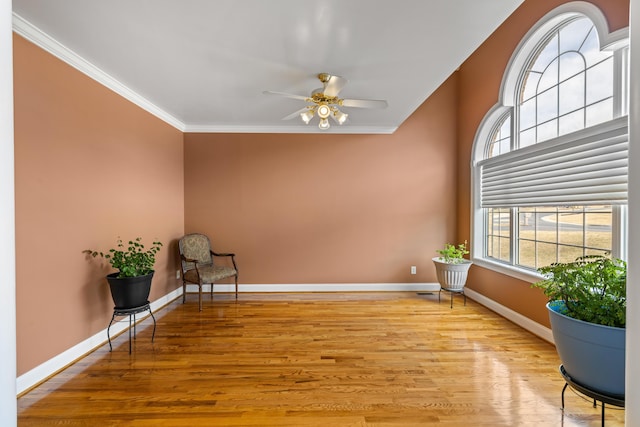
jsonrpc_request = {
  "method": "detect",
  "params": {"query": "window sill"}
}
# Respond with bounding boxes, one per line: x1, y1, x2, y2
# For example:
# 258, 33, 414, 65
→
471, 257, 544, 284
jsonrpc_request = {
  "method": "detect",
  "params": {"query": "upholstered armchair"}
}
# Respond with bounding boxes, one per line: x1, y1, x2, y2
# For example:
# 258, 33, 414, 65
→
178, 233, 238, 311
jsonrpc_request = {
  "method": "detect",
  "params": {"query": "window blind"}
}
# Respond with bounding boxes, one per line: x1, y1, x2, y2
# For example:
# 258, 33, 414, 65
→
479, 117, 628, 208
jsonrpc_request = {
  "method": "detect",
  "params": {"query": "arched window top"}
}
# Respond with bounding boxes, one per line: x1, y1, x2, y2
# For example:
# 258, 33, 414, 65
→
522, 16, 611, 103
472, 1, 629, 165
499, 1, 628, 110
518, 15, 616, 148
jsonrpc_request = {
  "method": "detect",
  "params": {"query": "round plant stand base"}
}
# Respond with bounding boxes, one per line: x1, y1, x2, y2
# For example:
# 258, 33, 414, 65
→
560, 365, 624, 427
107, 302, 156, 354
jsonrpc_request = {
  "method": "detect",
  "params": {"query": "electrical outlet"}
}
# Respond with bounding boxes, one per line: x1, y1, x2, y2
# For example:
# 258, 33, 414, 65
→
176, 270, 180, 279
410, 266, 417, 275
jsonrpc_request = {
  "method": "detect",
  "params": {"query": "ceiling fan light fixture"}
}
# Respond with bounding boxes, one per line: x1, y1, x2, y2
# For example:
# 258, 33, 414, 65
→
300, 109, 315, 124
334, 109, 348, 125
265, 73, 388, 130
318, 118, 330, 130
317, 104, 331, 119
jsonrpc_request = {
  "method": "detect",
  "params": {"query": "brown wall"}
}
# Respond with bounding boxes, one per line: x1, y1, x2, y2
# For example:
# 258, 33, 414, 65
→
456, 0, 630, 326
13, 35, 184, 375
184, 75, 459, 285
13, 0, 630, 379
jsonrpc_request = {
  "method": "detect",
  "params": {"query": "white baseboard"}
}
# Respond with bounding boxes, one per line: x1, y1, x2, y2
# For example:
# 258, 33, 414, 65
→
185, 282, 441, 293
19, 283, 550, 395
17, 283, 438, 395
16, 287, 183, 395
464, 288, 554, 344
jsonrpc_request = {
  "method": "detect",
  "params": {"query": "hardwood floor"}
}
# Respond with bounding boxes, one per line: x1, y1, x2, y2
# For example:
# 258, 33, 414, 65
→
18, 292, 624, 426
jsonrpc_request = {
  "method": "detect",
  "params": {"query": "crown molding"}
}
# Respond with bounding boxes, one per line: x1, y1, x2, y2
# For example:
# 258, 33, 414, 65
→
12, 13, 186, 132
183, 124, 398, 134
12, 13, 398, 135
12, 13, 399, 136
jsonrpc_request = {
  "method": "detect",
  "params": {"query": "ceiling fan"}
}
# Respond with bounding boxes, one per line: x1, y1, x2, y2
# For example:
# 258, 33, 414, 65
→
263, 73, 388, 130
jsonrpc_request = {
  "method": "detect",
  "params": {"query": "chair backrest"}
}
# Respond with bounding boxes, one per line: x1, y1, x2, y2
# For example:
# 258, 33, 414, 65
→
179, 233, 213, 272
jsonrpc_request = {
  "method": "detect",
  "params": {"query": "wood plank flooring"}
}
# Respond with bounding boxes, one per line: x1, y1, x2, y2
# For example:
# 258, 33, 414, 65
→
18, 292, 625, 426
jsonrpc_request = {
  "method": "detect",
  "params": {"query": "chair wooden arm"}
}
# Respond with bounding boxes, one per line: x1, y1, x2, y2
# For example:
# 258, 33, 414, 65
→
180, 254, 203, 281
181, 255, 199, 264
210, 251, 238, 272
211, 251, 235, 258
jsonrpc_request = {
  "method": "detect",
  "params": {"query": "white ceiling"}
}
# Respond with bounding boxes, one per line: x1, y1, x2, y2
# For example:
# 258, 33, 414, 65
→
12, 0, 524, 134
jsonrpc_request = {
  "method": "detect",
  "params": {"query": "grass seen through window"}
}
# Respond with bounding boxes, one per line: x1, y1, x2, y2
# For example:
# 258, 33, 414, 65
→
487, 206, 612, 270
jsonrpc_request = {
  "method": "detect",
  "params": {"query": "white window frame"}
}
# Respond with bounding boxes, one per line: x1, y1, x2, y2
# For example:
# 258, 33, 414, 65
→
470, 2, 630, 283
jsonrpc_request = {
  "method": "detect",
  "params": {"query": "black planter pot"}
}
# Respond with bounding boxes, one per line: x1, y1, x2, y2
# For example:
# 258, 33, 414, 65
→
106, 271, 154, 309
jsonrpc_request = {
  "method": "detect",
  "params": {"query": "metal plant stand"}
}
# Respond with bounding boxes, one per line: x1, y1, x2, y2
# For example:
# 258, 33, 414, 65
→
560, 365, 624, 427
107, 302, 156, 354
438, 287, 466, 308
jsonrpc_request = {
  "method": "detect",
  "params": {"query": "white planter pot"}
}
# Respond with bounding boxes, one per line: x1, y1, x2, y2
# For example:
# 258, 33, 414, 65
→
432, 257, 473, 291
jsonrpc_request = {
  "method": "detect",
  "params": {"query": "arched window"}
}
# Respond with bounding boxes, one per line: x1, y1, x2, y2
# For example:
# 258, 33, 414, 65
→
471, 2, 629, 281
519, 16, 615, 147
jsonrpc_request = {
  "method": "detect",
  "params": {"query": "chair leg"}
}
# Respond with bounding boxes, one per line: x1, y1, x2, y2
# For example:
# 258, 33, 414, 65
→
198, 284, 203, 311
235, 274, 238, 299
182, 281, 186, 304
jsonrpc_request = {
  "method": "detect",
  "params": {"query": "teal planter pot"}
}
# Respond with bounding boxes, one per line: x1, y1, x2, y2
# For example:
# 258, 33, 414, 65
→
548, 301, 625, 396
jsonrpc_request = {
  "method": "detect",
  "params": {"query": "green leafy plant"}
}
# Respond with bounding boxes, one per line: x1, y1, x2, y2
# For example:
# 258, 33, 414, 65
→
83, 237, 163, 278
532, 255, 626, 328
436, 241, 469, 264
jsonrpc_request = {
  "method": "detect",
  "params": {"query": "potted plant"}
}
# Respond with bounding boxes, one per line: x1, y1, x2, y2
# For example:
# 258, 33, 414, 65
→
83, 237, 163, 309
532, 254, 626, 396
432, 241, 473, 292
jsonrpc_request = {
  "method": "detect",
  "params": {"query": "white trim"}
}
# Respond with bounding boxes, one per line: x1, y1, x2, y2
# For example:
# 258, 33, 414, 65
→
471, 105, 511, 165
0, 0, 16, 423
626, 0, 640, 423
471, 257, 542, 284
602, 27, 630, 51
17, 282, 439, 394
186, 282, 441, 293
465, 288, 554, 344
11, 13, 399, 137
11, 13, 186, 132
16, 287, 182, 395
182, 124, 398, 134
17, 283, 556, 396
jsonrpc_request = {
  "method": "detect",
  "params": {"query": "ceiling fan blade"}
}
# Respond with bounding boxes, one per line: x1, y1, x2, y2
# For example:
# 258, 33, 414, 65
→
341, 98, 388, 109
281, 107, 311, 121
263, 90, 310, 102
322, 75, 348, 97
